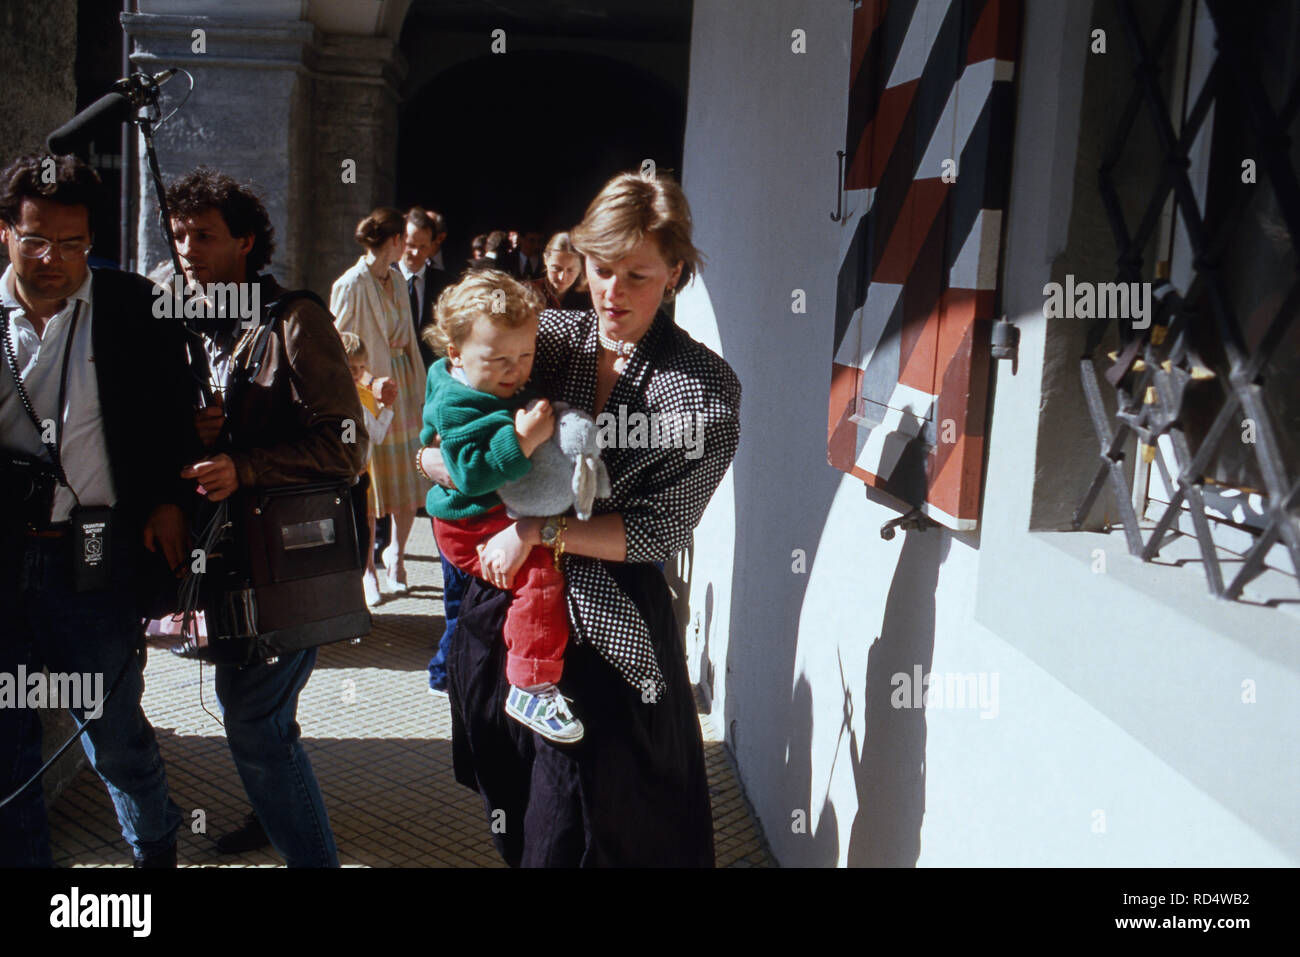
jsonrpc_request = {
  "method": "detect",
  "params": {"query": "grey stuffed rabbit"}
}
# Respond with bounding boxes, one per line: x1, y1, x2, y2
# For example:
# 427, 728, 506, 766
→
498, 401, 612, 521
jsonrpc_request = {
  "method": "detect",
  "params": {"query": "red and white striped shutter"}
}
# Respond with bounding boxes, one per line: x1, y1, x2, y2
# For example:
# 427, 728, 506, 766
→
828, 0, 1021, 530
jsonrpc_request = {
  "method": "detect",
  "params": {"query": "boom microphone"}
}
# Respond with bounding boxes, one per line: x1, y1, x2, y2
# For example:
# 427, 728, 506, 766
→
46, 92, 135, 154
45, 70, 181, 154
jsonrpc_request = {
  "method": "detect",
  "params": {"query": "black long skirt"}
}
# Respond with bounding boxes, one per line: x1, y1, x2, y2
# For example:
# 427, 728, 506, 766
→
447, 561, 715, 867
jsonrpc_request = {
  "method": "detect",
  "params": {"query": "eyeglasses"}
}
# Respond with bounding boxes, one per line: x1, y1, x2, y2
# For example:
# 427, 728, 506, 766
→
14, 236, 93, 260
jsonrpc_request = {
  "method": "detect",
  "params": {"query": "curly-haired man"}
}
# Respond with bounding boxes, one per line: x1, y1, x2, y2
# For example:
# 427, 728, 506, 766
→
166, 167, 367, 867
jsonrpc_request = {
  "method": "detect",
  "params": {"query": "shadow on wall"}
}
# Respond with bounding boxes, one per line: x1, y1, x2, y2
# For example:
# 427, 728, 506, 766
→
664, 543, 718, 711
781, 525, 951, 866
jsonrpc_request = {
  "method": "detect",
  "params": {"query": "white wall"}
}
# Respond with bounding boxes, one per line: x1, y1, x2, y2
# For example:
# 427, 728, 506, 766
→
676, 0, 1298, 866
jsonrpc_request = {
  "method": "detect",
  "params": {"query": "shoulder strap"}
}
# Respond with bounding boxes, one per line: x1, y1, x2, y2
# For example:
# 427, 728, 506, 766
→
266, 289, 327, 322
246, 288, 328, 378
0, 299, 81, 492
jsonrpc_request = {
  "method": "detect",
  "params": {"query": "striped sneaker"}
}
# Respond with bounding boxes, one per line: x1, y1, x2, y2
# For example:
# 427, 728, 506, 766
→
505, 683, 585, 744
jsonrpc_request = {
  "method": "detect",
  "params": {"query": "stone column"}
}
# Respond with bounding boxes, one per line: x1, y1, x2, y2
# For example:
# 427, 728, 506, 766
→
121, 11, 404, 297
1, 0, 78, 156
121, 13, 314, 287
304, 34, 405, 298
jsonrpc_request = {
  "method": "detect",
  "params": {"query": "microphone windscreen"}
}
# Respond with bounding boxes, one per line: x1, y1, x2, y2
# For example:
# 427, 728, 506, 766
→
46, 92, 134, 154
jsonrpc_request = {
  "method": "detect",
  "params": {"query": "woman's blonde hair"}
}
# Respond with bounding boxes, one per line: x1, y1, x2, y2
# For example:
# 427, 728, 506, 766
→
543, 231, 587, 292
544, 231, 580, 259
423, 268, 543, 357
570, 172, 703, 294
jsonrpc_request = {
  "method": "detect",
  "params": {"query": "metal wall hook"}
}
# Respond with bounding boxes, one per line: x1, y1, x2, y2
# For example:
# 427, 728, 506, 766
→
830, 149, 846, 222
991, 314, 1019, 361
880, 507, 935, 540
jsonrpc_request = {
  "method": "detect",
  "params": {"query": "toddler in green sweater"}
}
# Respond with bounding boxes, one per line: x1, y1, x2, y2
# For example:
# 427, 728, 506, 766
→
417, 270, 583, 744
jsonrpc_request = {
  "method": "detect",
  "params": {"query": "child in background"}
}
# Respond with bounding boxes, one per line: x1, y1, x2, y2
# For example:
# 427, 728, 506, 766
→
342, 331, 398, 607
416, 269, 582, 744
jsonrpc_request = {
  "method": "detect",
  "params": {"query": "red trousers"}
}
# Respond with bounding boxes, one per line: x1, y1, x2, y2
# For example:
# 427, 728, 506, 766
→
432, 508, 567, 687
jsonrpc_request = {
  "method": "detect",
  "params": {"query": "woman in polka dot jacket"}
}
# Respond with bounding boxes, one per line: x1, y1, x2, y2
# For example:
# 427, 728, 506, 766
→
427, 172, 740, 866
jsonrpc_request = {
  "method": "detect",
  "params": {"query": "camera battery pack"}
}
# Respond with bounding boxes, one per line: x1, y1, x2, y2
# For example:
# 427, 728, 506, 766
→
70, 505, 113, 592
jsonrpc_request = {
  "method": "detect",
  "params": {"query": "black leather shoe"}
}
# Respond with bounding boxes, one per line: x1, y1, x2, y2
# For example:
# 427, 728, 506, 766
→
132, 844, 177, 868
215, 812, 270, 854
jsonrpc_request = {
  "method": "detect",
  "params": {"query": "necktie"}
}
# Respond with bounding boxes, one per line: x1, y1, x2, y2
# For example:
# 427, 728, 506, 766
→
408, 275, 420, 326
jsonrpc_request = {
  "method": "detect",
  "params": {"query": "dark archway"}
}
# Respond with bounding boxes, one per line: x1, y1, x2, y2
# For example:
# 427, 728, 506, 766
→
395, 50, 686, 267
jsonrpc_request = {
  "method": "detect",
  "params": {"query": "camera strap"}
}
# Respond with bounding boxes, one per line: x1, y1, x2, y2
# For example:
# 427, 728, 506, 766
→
221, 285, 324, 414
0, 299, 85, 504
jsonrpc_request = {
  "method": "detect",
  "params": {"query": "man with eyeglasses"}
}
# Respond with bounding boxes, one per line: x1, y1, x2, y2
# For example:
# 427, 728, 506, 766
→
0, 153, 197, 867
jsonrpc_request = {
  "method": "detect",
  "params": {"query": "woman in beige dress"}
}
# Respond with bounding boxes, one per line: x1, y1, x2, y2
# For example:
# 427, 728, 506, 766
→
330, 207, 429, 597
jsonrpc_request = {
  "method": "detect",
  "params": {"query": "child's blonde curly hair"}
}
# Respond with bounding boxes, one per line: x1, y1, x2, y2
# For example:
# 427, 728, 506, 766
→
422, 268, 544, 357
338, 331, 367, 362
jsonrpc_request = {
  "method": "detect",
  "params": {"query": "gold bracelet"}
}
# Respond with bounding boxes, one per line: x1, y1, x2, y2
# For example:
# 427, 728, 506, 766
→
552, 516, 567, 564
541, 515, 569, 565
415, 447, 431, 480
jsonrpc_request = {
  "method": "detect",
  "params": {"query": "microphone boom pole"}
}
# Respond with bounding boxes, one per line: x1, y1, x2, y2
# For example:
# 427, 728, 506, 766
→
48, 69, 214, 407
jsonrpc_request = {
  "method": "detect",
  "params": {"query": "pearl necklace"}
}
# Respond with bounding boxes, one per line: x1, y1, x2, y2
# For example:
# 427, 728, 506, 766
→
598, 326, 636, 373
598, 326, 636, 357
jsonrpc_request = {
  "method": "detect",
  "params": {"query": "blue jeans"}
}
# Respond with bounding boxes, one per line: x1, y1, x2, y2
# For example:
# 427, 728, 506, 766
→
215, 647, 339, 867
0, 620, 49, 867
0, 533, 183, 866
428, 552, 470, 691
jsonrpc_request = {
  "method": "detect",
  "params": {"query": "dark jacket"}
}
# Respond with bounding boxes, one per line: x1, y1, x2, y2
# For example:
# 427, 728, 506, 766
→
513, 251, 544, 281
90, 267, 201, 528
529, 276, 591, 312
407, 261, 452, 369
219, 275, 368, 488
72, 267, 200, 616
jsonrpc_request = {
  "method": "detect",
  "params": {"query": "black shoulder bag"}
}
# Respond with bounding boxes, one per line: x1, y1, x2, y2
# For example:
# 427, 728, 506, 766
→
196, 287, 371, 666
0, 303, 60, 533
1, 301, 114, 591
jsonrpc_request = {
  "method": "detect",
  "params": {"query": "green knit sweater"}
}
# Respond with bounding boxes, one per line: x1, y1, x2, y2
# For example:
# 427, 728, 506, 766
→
419, 358, 535, 519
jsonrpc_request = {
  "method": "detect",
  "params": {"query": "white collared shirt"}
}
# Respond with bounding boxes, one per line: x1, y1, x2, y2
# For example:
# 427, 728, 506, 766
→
398, 260, 426, 283
0, 265, 116, 522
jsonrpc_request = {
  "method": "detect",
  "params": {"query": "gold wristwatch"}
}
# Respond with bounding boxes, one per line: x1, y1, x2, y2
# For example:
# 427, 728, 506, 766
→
540, 515, 567, 564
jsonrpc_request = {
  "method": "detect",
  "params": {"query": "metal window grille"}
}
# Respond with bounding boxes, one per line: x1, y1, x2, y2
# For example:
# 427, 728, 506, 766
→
1074, 0, 1300, 599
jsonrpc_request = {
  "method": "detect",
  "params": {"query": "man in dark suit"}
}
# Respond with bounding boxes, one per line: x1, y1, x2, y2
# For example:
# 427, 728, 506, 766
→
0, 154, 195, 867
376, 206, 449, 560
399, 206, 450, 369
513, 229, 545, 281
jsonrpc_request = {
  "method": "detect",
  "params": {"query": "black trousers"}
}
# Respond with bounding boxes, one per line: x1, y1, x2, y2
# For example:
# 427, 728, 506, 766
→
448, 562, 715, 867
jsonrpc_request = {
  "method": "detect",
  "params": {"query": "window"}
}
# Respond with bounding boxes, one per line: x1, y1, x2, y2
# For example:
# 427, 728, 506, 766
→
1075, 0, 1300, 599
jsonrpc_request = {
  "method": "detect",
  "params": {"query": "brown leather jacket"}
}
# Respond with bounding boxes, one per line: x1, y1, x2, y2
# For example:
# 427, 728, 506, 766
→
219, 276, 368, 488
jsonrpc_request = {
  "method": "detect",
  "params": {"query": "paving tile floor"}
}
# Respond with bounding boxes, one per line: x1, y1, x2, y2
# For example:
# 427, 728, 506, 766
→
47, 520, 773, 868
